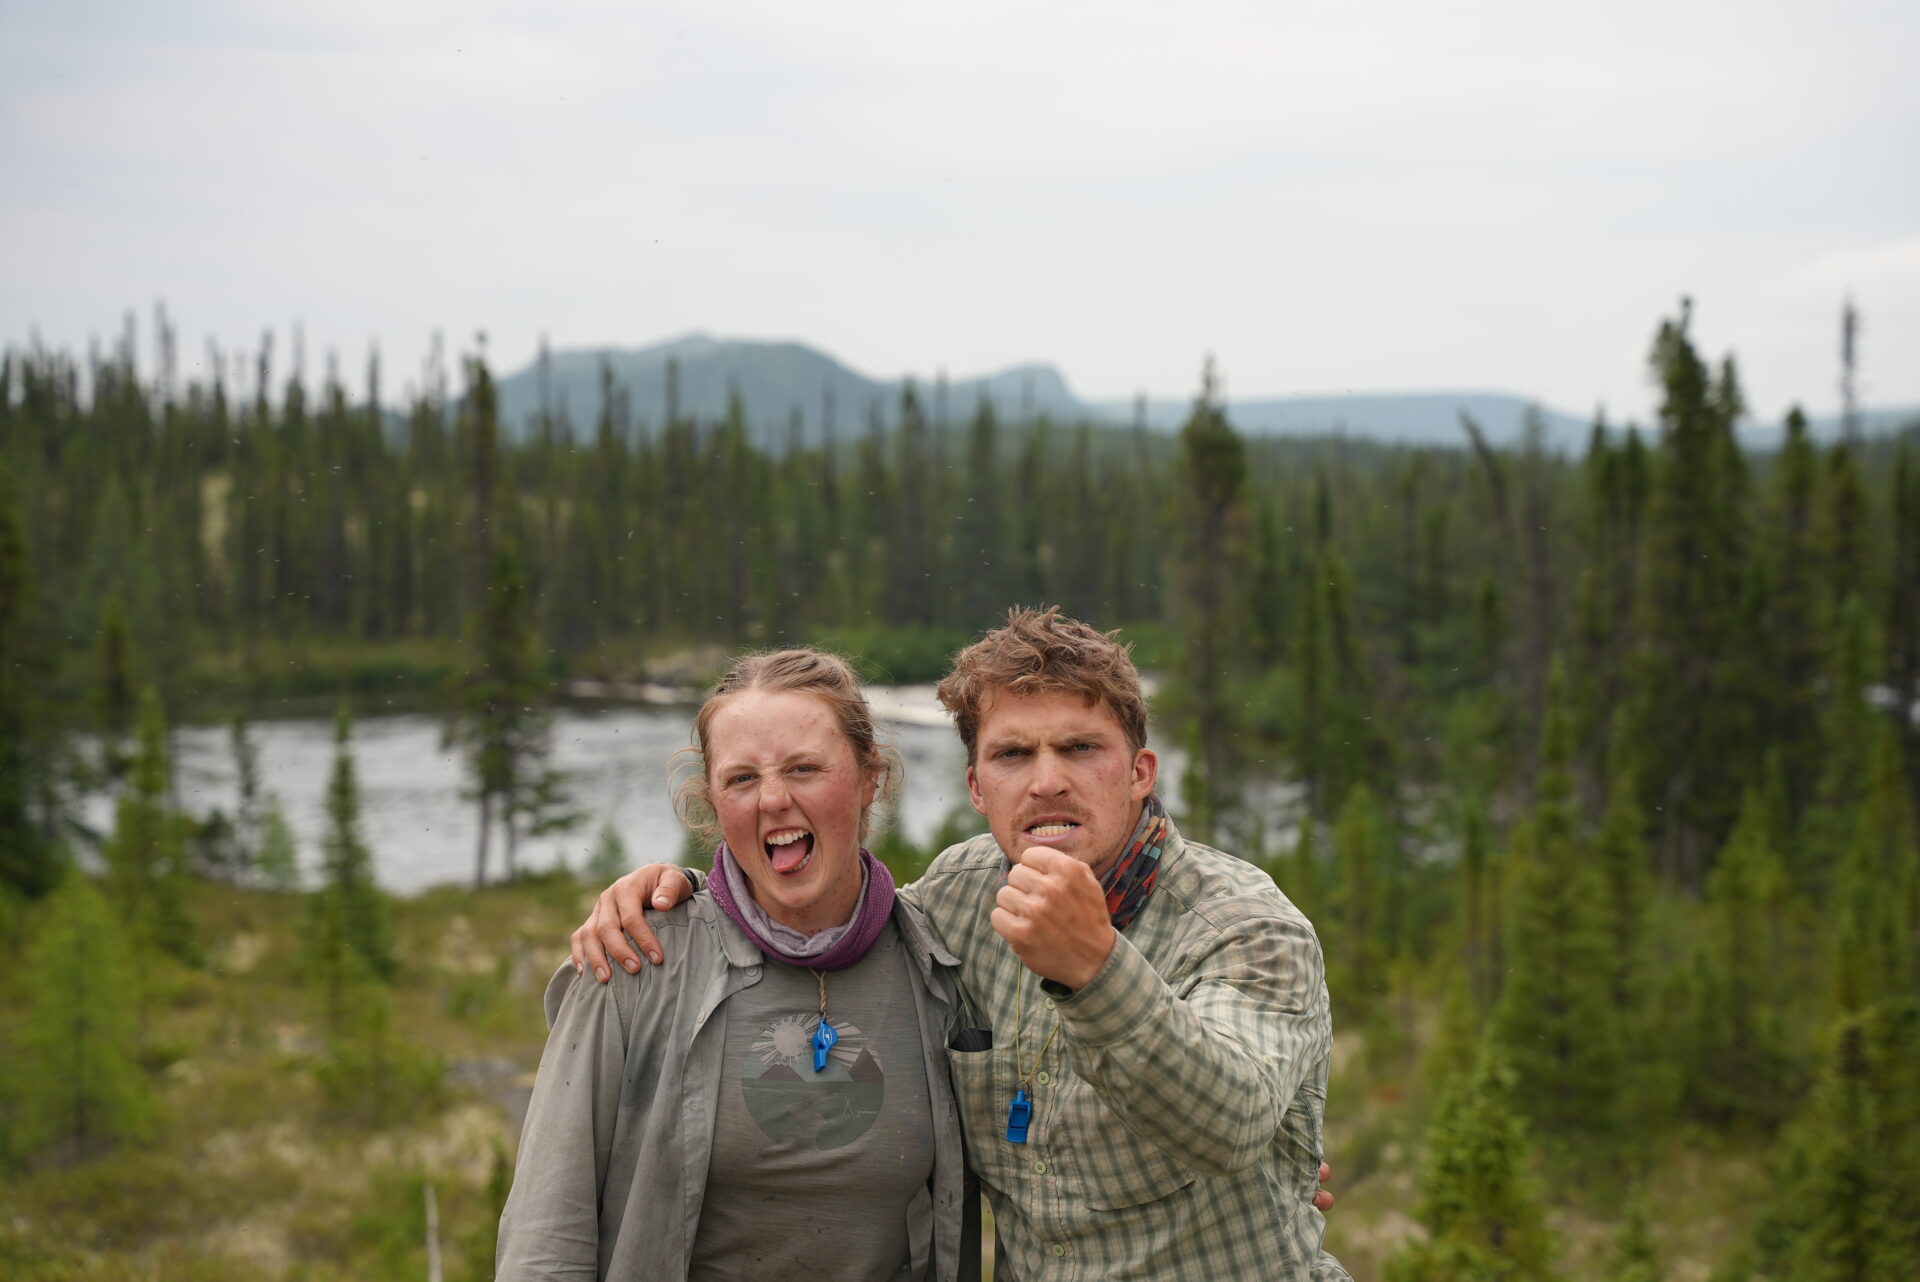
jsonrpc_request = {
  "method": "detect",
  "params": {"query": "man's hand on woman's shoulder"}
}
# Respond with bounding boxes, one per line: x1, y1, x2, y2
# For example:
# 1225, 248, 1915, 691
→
570, 864, 697, 981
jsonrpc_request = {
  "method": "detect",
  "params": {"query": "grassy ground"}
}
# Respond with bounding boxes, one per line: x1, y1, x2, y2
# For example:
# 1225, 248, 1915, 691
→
0, 874, 1766, 1280
0, 874, 586, 1281
1316, 1025, 1771, 1281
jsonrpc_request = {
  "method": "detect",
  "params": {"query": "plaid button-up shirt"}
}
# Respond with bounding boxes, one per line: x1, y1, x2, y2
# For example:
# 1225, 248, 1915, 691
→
905, 822, 1349, 1282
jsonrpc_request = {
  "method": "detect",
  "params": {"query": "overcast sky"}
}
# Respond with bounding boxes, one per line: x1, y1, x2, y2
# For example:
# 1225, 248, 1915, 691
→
3, 0, 1915, 426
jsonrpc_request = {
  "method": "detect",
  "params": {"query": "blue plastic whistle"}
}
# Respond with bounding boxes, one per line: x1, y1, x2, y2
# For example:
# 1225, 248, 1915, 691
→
1006, 1089, 1033, 1143
812, 1019, 838, 1073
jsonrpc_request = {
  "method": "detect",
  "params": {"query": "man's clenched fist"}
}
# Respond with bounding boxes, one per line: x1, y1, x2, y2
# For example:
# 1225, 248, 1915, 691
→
991, 846, 1117, 991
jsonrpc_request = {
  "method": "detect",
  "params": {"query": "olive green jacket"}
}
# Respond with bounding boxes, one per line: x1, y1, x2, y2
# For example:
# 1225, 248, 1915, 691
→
496, 891, 976, 1282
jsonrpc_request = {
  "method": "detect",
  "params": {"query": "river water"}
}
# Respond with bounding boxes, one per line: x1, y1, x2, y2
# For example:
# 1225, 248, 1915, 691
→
90, 687, 1191, 896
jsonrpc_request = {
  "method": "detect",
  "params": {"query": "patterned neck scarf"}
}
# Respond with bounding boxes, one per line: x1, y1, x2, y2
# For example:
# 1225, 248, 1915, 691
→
1101, 794, 1170, 933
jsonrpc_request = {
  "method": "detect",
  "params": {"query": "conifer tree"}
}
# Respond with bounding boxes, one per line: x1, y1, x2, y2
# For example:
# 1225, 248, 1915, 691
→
1742, 1002, 1920, 1282
1174, 358, 1247, 845
1419, 969, 1480, 1101
1815, 441, 1869, 628
1294, 552, 1328, 813
1593, 709, 1650, 1016
1631, 306, 1755, 887
310, 965, 440, 1128
1611, 1188, 1663, 1282
1330, 783, 1391, 1001
0, 490, 58, 897
1384, 1041, 1557, 1282
94, 591, 136, 782
318, 702, 393, 981
1829, 722, 1918, 1008
956, 397, 1004, 626
1886, 444, 1920, 815
1493, 662, 1622, 1146
1458, 801, 1499, 1011
1248, 500, 1289, 667
1297, 550, 1384, 817
1807, 596, 1875, 888
100, 688, 194, 963
254, 798, 300, 892
1688, 786, 1793, 1124
12, 873, 152, 1164
455, 537, 574, 885
1765, 408, 1822, 818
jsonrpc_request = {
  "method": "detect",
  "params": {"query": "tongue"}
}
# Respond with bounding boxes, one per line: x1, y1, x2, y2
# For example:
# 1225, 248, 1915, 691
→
769, 834, 813, 873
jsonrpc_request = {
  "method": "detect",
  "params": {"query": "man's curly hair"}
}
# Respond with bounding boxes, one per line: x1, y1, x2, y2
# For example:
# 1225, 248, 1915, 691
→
935, 606, 1149, 764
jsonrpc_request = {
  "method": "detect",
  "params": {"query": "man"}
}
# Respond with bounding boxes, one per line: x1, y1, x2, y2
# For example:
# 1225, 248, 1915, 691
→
575, 608, 1348, 1280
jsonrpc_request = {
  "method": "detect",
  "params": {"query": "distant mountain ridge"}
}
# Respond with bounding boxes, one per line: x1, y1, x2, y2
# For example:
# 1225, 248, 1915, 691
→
489, 333, 1918, 451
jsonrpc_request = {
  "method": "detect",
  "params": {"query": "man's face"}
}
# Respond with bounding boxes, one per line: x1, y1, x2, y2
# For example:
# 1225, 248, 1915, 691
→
964, 688, 1157, 879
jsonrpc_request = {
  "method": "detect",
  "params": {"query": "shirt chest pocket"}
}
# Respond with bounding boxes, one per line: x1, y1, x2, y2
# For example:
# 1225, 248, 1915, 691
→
944, 1042, 1022, 1192
1063, 1080, 1198, 1211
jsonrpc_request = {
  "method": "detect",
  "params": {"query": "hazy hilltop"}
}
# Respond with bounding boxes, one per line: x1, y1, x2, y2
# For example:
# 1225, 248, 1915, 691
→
491, 333, 1917, 451
492, 333, 1080, 448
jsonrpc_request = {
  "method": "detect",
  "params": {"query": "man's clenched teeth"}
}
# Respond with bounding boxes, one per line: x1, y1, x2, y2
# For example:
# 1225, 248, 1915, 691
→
1027, 822, 1080, 838
765, 828, 815, 874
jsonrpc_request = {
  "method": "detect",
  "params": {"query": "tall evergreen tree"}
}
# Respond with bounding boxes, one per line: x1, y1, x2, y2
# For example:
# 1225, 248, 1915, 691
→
100, 688, 194, 963
1765, 408, 1822, 819
1296, 550, 1384, 817
454, 537, 573, 886
1173, 358, 1248, 844
318, 702, 393, 982
1814, 441, 1869, 629
0, 489, 59, 897
1688, 786, 1793, 1124
1886, 444, 1920, 816
1631, 306, 1755, 888
1330, 783, 1393, 1002
1493, 662, 1622, 1146
1383, 1041, 1557, 1282
1829, 722, 1919, 1010
1807, 596, 1875, 887
254, 797, 300, 893
1594, 709, 1650, 1017
1458, 801, 1499, 1011
93, 590, 136, 782
1740, 1002, 1920, 1282
10, 873, 152, 1165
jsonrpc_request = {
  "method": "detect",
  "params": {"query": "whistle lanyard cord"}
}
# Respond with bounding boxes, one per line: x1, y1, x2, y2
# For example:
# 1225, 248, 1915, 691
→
1012, 968, 1061, 1091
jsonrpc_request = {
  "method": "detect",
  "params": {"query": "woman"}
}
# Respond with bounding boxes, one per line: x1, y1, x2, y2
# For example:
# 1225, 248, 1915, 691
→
496, 650, 972, 1282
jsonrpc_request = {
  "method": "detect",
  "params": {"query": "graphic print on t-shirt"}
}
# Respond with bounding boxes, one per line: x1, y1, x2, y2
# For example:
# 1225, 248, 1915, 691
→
740, 1013, 884, 1150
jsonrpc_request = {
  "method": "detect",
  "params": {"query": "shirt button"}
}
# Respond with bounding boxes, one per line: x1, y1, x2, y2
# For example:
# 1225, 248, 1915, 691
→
1052, 1244, 1067, 1257
1032, 1159, 1047, 1174
745, 966, 761, 980
1036, 1071, 1051, 1085
1044, 997, 1056, 1010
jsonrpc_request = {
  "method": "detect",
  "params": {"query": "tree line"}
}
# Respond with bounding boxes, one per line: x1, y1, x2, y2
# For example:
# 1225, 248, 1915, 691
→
2, 300, 1918, 1277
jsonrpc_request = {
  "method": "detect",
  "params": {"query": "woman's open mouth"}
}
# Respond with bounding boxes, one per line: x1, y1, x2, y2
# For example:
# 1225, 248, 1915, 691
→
765, 828, 816, 874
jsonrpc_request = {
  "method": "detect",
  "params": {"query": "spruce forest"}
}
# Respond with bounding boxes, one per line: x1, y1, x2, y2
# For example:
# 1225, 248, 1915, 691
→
2, 300, 1918, 1281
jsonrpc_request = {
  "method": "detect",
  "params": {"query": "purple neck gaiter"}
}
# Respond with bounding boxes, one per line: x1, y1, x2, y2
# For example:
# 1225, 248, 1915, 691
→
708, 841, 897, 971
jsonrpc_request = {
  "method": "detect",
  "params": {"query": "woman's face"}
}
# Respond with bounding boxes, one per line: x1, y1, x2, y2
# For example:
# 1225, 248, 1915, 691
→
706, 688, 877, 934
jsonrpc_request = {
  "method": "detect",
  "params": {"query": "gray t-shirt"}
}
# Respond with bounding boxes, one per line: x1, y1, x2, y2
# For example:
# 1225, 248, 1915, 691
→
690, 916, 937, 1282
